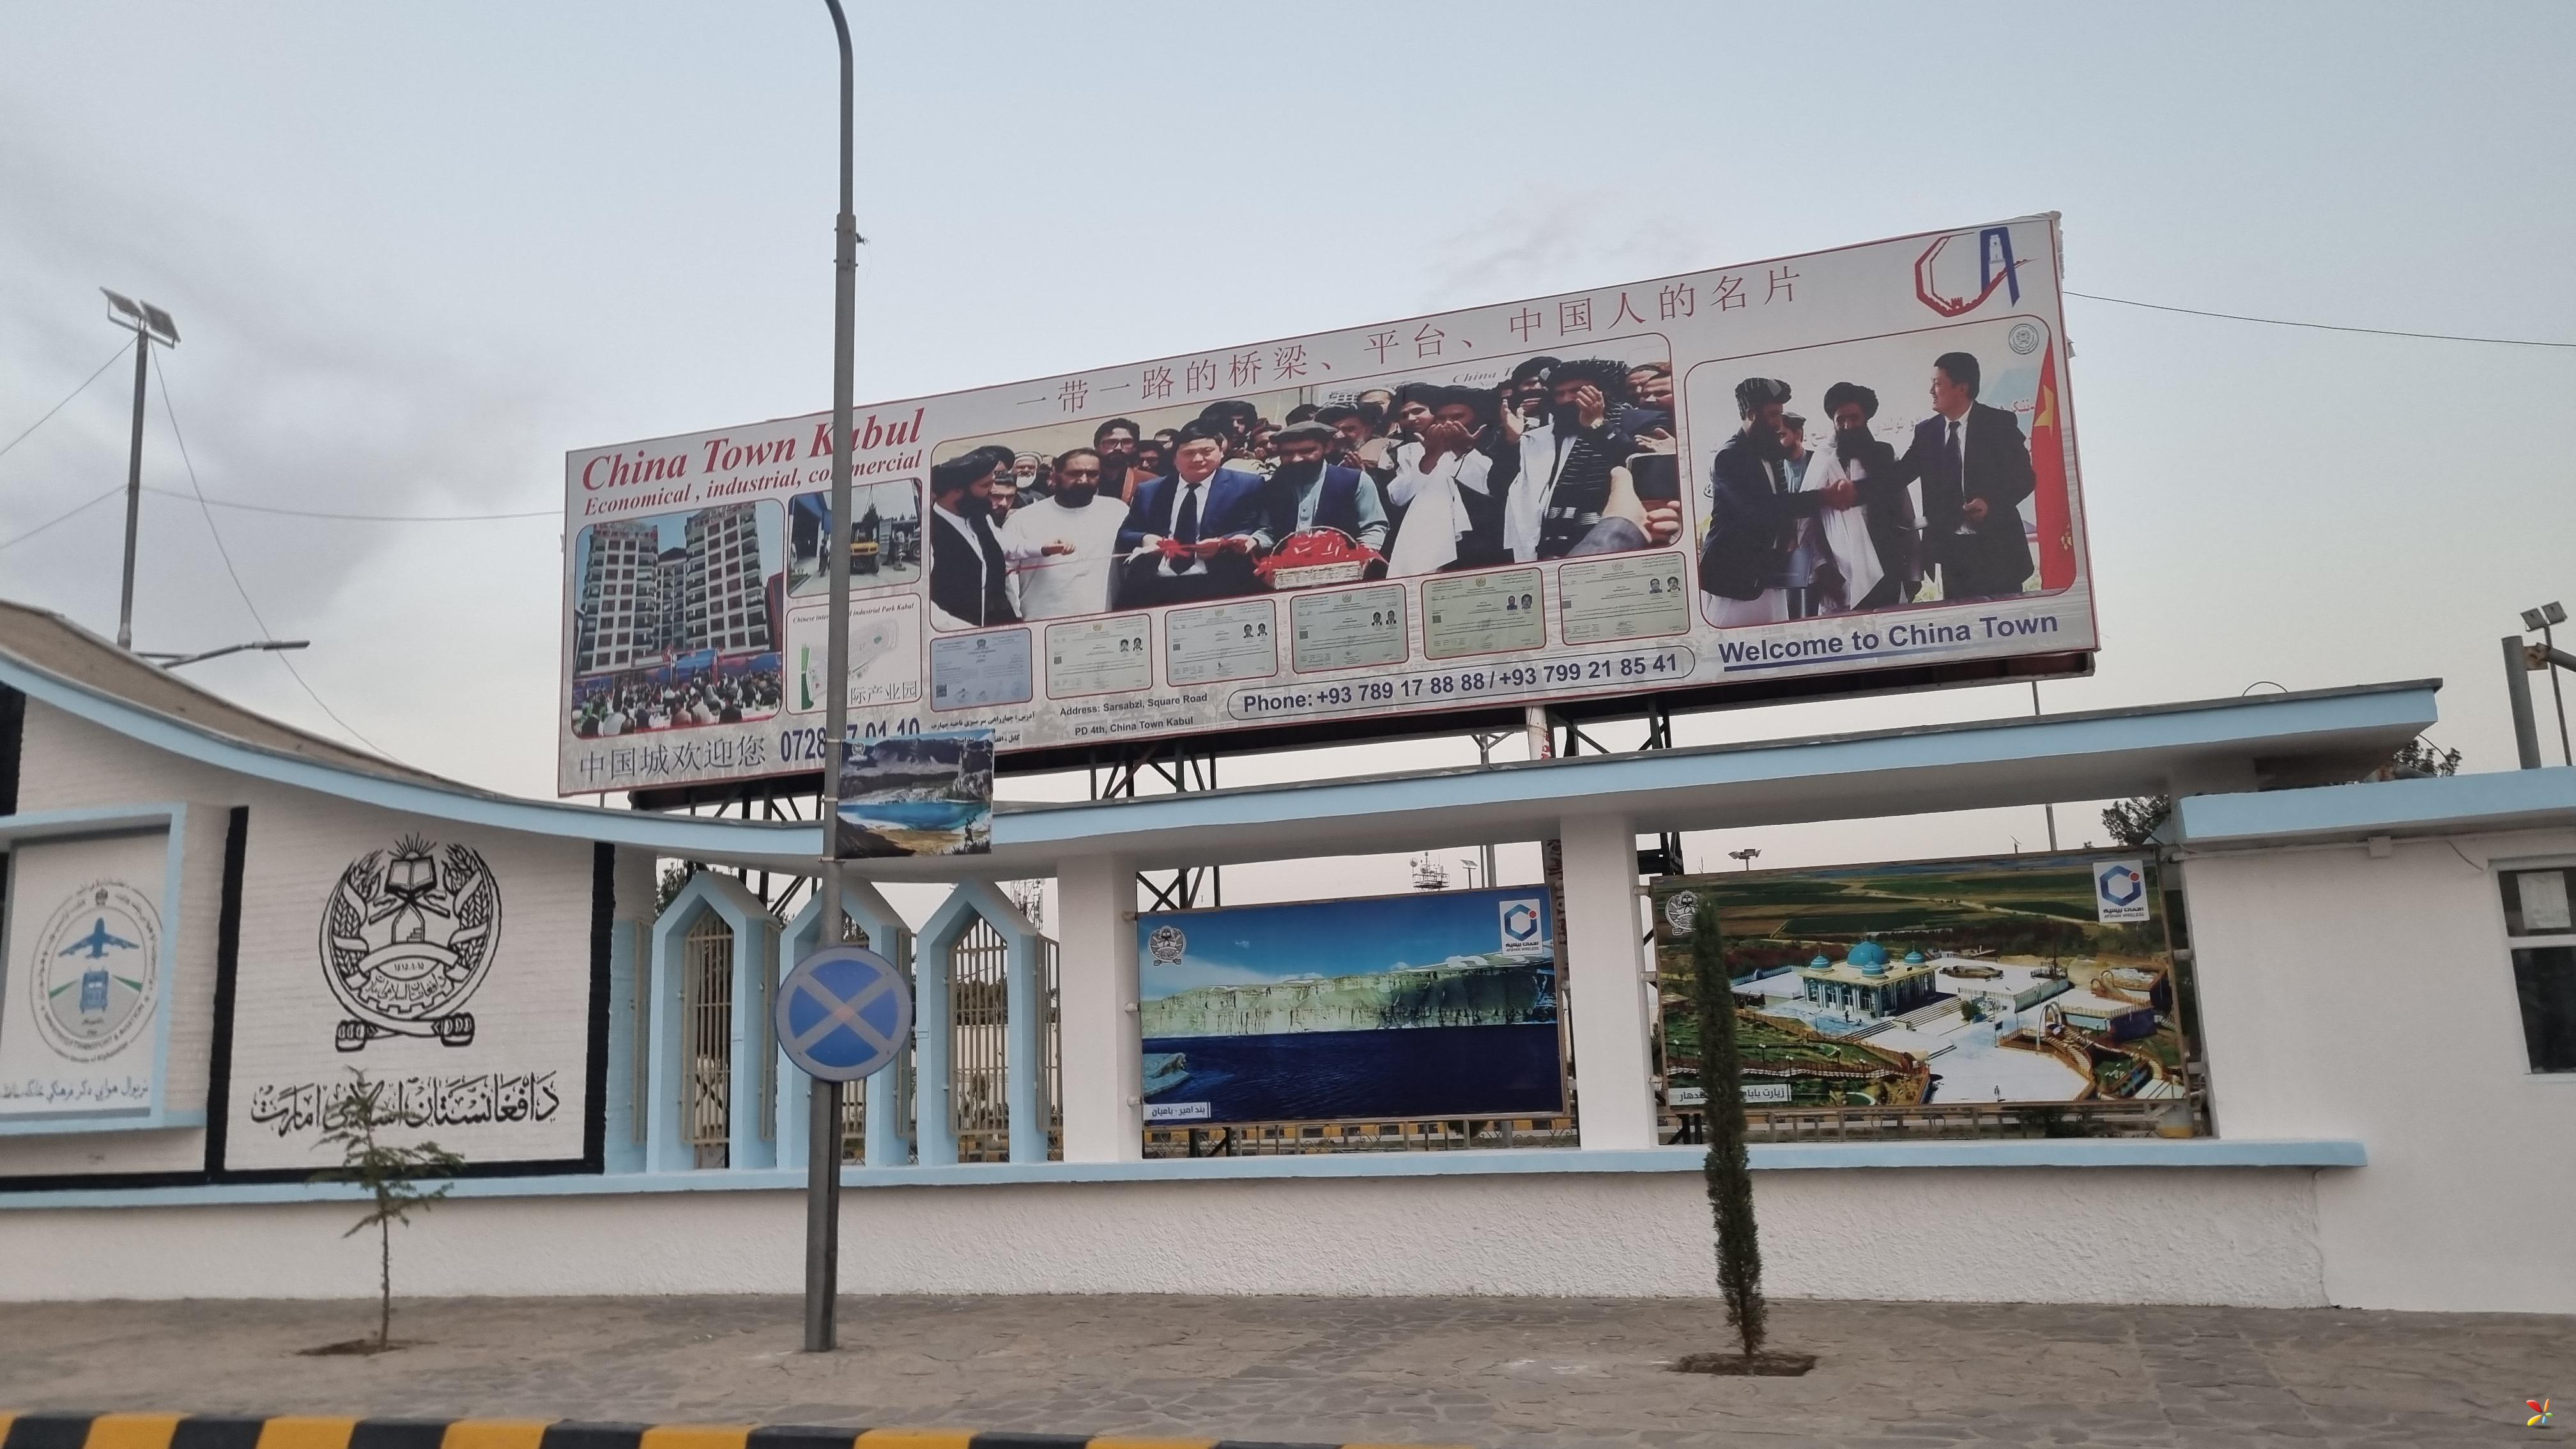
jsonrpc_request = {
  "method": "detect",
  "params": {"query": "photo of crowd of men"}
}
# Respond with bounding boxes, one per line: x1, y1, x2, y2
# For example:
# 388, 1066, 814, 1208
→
570, 650, 783, 738
1695, 336, 2046, 627
924, 350, 1683, 631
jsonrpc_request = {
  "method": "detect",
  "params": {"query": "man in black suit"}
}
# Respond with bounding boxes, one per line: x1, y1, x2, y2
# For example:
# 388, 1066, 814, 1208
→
1698, 378, 1852, 621
927, 452, 1018, 628
1882, 351, 2034, 601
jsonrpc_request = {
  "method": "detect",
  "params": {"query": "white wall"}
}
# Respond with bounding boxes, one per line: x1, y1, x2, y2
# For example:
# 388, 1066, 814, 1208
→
0, 1165, 2327, 1305
1, 701, 645, 1180
2183, 827, 2576, 1314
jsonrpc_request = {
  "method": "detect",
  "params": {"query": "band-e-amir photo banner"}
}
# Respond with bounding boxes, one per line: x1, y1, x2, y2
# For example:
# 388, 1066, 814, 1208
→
1650, 852, 2194, 1123
560, 214, 2097, 794
1136, 887, 1561, 1126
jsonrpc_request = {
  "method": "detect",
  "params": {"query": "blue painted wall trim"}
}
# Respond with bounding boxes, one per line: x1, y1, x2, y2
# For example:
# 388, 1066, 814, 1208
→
2178, 767, 2576, 847
0, 1137, 2366, 1211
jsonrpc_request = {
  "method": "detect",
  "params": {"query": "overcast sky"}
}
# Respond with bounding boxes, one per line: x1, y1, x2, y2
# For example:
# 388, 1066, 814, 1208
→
4, 2, 2573, 922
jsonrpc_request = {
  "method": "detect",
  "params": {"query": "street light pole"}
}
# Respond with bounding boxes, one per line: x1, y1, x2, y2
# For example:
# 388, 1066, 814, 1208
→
803, 0, 860, 1357
100, 289, 177, 652
117, 331, 150, 650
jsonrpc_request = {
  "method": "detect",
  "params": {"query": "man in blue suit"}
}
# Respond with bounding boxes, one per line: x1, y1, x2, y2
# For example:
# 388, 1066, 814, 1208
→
1263, 421, 1388, 553
1117, 420, 1275, 604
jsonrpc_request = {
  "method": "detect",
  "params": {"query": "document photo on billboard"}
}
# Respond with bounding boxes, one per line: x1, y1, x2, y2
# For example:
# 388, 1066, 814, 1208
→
1135, 887, 1563, 1126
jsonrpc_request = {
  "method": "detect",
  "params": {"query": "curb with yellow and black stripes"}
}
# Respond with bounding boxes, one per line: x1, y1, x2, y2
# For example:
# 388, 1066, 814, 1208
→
0, 1413, 1464, 1449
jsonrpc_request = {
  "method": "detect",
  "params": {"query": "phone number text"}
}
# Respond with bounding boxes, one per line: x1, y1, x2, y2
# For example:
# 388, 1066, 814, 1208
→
1230, 647, 1694, 719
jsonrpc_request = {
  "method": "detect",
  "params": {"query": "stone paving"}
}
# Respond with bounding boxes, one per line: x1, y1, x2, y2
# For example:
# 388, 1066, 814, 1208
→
0, 1294, 2567, 1446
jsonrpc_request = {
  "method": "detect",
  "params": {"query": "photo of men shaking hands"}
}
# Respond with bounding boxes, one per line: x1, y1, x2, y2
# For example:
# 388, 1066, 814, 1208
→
1697, 338, 2046, 627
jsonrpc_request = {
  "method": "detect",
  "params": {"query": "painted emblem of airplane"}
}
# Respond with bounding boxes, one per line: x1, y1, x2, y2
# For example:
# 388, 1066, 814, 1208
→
57, 917, 139, 960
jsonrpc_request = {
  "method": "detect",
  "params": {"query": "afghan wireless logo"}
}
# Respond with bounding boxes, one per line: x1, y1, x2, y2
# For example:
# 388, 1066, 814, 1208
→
2529, 1398, 2552, 1428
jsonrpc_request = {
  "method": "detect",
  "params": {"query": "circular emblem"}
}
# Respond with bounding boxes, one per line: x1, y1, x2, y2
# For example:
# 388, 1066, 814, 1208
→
1662, 889, 1701, 936
319, 835, 502, 1048
1147, 923, 1187, 965
2007, 321, 2042, 356
29, 878, 160, 1061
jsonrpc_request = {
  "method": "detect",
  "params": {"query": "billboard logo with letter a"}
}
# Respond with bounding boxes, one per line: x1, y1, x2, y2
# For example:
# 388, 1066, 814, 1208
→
1499, 897, 1545, 948
1916, 226, 2025, 317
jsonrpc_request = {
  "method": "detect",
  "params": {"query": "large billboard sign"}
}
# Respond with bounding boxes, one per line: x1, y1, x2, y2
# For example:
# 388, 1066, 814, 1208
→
560, 215, 2095, 796
1649, 852, 2195, 1125
1136, 887, 1562, 1126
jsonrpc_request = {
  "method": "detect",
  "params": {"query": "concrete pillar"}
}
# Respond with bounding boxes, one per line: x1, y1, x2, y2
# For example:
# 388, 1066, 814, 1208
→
861, 930, 911, 1168
913, 926, 958, 1167
1004, 921, 1048, 1165
1056, 854, 1142, 1163
1558, 812, 1658, 1151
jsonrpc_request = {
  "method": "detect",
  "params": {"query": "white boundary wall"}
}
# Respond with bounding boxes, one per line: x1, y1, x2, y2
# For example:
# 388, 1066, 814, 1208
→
0, 1166, 2327, 1305
2183, 826, 2576, 1315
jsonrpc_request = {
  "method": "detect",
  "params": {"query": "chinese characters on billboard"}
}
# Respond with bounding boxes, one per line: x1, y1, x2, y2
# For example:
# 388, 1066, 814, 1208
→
560, 217, 2095, 795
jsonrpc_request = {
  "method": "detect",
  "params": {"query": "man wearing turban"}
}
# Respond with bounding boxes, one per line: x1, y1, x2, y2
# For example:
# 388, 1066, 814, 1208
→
1698, 378, 1853, 624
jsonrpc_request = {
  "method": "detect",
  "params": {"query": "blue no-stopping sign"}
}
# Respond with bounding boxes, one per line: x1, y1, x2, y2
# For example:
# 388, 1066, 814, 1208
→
775, 944, 913, 1081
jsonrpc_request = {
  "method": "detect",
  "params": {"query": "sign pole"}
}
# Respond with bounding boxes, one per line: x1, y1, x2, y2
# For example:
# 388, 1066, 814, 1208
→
804, 0, 859, 1356
1526, 707, 1574, 1100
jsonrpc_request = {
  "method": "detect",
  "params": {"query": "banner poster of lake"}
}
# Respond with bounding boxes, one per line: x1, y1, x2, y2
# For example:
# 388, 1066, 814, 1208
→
835, 729, 993, 857
1136, 887, 1563, 1125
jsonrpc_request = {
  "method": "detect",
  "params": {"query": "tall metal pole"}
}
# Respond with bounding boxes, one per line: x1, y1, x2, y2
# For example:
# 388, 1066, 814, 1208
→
116, 334, 151, 650
2506, 636, 2545, 770
804, 0, 859, 1356
2549, 624, 2572, 767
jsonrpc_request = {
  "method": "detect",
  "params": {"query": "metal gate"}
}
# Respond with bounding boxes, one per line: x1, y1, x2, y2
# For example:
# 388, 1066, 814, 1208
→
680, 912, 732, 1167
951, 917, 1010, 1160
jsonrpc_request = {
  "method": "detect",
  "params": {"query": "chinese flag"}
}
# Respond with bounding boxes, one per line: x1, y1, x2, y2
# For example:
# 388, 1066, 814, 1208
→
2028, 341, 2076, 590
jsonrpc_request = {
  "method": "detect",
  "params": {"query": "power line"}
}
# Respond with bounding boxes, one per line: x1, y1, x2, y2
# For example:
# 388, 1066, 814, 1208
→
0, 339, 137, 470
2067, 291, 2576, 349
155, 362, 403, 762
0, 486, 122, 553
136, 484, 554, 522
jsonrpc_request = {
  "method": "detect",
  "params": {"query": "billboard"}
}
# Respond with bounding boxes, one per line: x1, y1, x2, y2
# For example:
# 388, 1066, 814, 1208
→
561, 215, 2096, 795
834, 730, 993, 858
1136, 887, 1561, 1126
1649, 853, 2193, 1123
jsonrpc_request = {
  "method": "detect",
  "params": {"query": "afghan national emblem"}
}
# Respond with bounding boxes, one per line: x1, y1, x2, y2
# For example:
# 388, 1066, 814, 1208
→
1662, 889, 1701, 936
30, 878, 161, 1061
320, 835, 502, 1051
1147, 923, 1187, 965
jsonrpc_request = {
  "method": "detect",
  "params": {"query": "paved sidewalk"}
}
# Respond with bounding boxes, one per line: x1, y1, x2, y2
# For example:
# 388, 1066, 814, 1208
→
0, 1295, 2566, 1446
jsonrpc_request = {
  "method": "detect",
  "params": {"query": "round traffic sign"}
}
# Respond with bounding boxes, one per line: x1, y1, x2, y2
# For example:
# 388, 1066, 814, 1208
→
775, 944, 913, 1082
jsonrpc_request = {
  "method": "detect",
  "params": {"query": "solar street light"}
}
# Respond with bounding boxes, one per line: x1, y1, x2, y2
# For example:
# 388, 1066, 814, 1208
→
100, 288, 180, 649
2522, 603, 2572, 766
